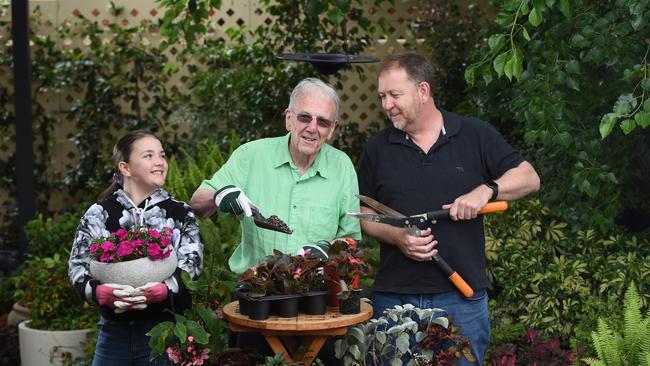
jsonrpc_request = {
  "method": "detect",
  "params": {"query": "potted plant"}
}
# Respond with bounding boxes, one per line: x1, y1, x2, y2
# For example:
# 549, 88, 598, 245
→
14, 253, 98, 366
88, 226, 178, 288
335, 304, 475, 365
323, 238, 371, 314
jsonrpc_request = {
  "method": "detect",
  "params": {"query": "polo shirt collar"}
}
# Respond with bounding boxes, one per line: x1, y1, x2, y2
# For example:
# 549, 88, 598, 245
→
387, 108, 461, 144
273, 133, 330, 179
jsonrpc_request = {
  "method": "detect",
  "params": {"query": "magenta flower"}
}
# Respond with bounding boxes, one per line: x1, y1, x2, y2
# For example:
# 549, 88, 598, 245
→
116, 242, 134, 257
90, 227, 173, 264
147, 244, 163, 260
101, 241, 116, 252
114, 228, 128, 240
293, 267, 302, 279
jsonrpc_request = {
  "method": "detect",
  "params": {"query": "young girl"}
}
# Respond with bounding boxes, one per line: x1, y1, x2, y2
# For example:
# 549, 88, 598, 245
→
68, 130, 204, 365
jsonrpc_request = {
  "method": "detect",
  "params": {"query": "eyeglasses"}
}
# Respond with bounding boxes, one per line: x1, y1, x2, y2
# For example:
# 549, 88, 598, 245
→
291, 110, 336, 129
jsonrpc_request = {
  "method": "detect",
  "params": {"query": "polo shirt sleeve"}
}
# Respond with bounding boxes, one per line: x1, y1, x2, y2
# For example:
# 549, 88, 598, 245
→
357, 141, 377, 199
199, 144, 250, 192
480, 121, 525, 179
335, 157, 362, 240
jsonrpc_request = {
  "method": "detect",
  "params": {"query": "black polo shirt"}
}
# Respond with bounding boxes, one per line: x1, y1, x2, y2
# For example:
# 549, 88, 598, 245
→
358, 109, 524, 294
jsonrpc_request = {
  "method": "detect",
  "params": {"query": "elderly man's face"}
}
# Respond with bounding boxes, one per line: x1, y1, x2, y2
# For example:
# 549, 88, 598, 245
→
285, 89, 337, 163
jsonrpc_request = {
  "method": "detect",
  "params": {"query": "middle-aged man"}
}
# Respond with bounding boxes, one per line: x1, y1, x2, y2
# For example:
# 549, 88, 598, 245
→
357, 52, 540, 365
191, 77, 361, 273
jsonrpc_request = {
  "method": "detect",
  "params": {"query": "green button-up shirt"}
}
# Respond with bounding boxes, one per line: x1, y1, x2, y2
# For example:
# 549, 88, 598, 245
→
200, 133, 361, 273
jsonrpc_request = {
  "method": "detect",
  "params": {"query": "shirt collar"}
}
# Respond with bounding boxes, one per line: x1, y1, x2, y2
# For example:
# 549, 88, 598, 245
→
388, 109, 461, 144
273, 133, 330, 179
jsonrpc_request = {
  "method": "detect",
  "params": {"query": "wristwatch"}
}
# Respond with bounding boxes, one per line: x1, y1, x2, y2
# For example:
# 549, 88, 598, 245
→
485, 180, 499, 201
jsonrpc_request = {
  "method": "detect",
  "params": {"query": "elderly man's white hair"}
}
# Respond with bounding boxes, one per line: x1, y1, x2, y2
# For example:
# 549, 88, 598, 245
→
288, 78, 340, 120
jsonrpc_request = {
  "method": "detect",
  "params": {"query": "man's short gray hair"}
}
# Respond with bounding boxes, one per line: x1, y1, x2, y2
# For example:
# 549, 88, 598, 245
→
288, 78, 340, 120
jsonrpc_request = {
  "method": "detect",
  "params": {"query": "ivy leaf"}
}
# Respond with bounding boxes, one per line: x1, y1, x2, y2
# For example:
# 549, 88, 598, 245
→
482, 66, 494, 85
565, 76, 580, 91
488, 34, 505, 50
559, 0, 570, 18
522, 27, 531, 41
635, 111, 650, 128
327, 8, 345, 26
529, 7, 543, 27
565, 60, 580, 74
642, 78, 650, 92
631, 14, 643, 30
305, 0, 326, 17
599, 113, 618, 139
613, 94, 636, 115
493, 51, 509, 77
553, 132, 572, 146
504, 55, 515, 80
620, 119, 636, 134
464, 66, 476, 86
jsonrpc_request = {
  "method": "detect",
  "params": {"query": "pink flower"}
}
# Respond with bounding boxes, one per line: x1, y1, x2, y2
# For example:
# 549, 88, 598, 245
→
100, 252, 116, 263
114, 228, 128, 240
116, 242, 134, 257
148, 229, 160, 238
293, 267, 302, 279
131, 239, 144, 248
101, 241, 116, 252
90, 243, 99, 254
147, 244, 163, 260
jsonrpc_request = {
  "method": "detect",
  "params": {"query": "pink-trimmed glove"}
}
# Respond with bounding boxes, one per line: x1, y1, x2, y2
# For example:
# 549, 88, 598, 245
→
96, 284, 147, 311
134, 282, 169, 304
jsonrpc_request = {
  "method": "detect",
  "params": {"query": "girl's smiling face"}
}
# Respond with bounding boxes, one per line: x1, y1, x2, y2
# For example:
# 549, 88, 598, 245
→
119, 136, 168, 191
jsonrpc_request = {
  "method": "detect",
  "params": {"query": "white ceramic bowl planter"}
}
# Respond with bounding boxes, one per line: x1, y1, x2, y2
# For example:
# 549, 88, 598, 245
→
90, 248, 177, 288
18, 321, 93, 366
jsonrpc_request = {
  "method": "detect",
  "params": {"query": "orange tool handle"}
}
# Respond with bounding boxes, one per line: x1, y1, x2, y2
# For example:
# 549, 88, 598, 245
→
478, 201, 508, 214
449, 272, 474, 298
432, 254, 474, 298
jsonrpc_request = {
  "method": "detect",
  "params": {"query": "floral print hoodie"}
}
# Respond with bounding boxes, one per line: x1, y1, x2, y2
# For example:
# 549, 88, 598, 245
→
68, 188, 203, 321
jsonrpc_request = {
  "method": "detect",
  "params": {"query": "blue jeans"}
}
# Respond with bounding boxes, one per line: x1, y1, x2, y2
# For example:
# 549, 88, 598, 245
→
372, 289, 489, 366
93, 318, 172, 366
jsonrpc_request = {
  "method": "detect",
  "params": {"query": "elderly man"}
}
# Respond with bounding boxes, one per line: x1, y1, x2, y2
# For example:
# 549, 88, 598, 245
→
191, 77, 361, 273
357, 52, 540, 365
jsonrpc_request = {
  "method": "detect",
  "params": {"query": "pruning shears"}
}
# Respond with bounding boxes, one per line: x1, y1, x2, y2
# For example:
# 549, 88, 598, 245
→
348, 194, 508, 298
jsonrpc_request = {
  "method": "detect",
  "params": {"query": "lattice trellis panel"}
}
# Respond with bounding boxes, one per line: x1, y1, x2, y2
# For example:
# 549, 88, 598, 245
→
1, 0, 423, 213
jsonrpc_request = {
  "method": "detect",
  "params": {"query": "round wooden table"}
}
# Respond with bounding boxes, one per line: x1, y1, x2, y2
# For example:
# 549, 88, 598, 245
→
223, 301, 372, 365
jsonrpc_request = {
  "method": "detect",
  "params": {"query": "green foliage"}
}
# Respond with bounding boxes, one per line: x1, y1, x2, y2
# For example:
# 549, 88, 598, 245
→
582, 282, 650, 366
464, 0, 650, 231
11, 253, 98, 330
0, 4, 187, 219
23, 213, 80, 258
149, 136, 244, 361
485, 199, 650, 349
156, 0, 390, 143
410, 1, 486, 110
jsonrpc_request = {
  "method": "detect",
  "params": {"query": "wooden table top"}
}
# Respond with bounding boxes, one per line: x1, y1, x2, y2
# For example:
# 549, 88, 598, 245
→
222, 301, 373, 331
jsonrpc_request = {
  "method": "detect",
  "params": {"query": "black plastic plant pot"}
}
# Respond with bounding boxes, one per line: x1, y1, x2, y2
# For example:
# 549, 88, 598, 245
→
300, 290, 329, 315
248, 298, 271, 320
235, 288, 252, 316
273, 294, 301, 318
338, 289, 362, 314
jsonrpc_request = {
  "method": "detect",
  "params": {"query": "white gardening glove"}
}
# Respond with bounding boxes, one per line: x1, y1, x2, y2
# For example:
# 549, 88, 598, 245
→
96, 284, 147, 313
213, 185, 257, 219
